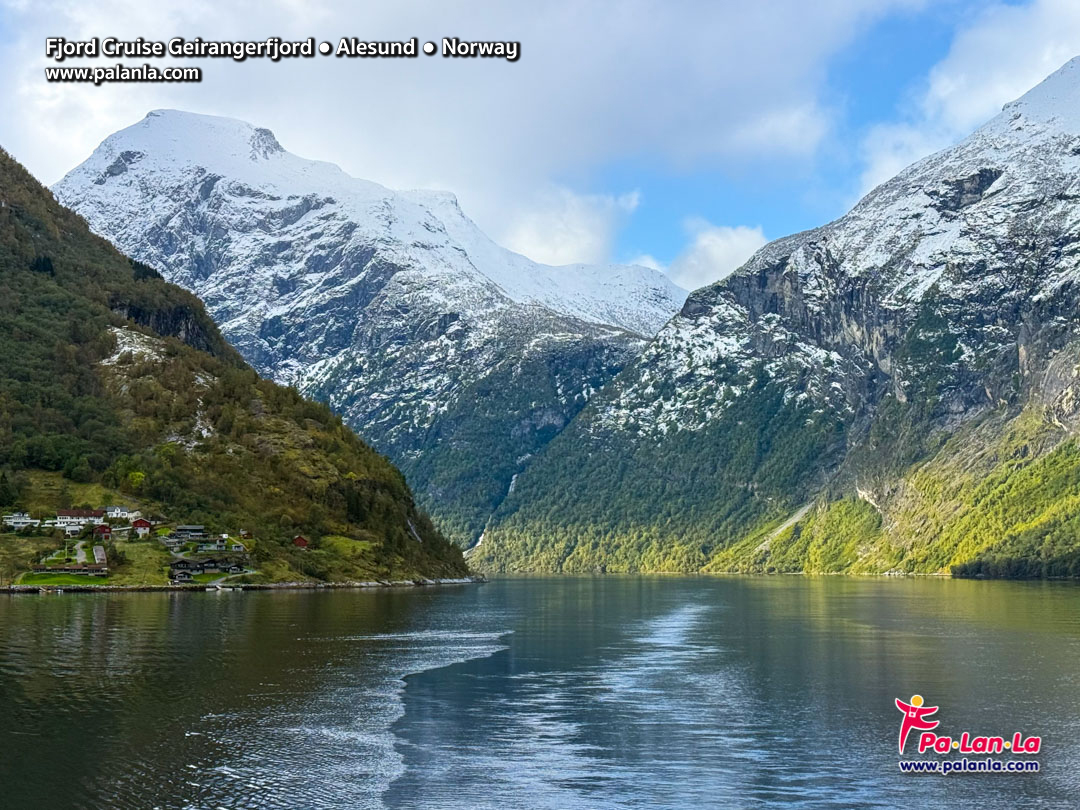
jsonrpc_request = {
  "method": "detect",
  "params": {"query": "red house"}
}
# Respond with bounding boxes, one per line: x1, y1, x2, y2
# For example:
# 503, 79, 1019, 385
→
93, 524, 112, 540
292, 535, 309, 548
132, 518, 152, 537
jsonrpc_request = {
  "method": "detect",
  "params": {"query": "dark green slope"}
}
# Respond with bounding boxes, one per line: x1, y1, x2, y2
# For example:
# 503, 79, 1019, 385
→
0, 147, 467, 582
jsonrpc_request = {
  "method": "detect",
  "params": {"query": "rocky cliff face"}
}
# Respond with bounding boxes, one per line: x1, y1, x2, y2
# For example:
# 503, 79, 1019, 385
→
618, 55, 1080, 440
53, 111, 687, 544
475, 56, 1080, 574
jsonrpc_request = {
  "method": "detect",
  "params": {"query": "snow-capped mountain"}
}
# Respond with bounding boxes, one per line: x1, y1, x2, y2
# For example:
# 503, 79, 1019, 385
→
54, 110, 687, 543
475, 56, 1080, 574
605, 55, 1080, 439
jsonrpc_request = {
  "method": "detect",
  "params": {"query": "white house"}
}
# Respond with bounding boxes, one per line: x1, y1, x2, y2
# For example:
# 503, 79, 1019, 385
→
2, 512, 40, 529
103, 506, 133, 520
56, 509, 105, 527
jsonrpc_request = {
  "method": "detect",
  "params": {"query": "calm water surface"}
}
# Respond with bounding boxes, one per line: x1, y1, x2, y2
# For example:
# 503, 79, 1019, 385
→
2, 577, 1079, 808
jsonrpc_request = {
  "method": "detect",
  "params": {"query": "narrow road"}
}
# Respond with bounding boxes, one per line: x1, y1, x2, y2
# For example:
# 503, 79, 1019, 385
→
74, 541, 87, 563
768, 503, 812, 541
755, 503, 813, 553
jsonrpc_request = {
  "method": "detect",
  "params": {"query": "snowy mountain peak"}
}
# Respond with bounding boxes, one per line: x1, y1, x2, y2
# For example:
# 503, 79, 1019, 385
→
136, 109, 287, 160
998, 55, 1080, 130
590, 55, 1080, 439
59, 109, 685, 337
75, 109, 382, 198
120, 110, 289, 166
697, 55, 1080, 325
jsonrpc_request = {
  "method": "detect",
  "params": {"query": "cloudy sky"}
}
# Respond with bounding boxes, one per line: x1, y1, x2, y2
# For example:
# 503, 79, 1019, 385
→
1, 0, 1080, 290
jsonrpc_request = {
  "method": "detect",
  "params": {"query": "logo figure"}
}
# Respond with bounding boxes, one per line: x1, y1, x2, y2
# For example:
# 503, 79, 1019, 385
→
896, 694, 939, 754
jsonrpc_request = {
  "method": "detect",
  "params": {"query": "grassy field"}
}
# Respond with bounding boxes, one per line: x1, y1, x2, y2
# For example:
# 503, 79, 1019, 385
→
18, 572, 112, 586
44, 547, 77, 564
0, 530, 269, 586
107, 540, 171, 586
249, 557, 307, 583
0, 533, 60, 585
318, 534, 379, 575
20, 471, 152, 517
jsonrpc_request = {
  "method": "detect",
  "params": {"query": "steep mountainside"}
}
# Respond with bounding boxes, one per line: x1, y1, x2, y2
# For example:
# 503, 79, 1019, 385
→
54, 111, 687, 544
475, 56, 1080, 576
0, 145, 467, 582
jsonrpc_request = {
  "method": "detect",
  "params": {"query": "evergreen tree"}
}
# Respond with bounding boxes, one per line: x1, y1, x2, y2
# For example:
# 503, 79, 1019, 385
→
0, 472, 13, 507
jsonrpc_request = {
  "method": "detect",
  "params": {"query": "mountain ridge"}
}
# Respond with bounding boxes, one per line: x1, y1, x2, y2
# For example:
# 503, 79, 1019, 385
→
56, 109, 685, 338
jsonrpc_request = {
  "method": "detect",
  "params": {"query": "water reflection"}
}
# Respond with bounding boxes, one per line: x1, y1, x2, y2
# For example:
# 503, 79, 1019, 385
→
386, 577, 1080, 809
0, 586, 501, 809
2, 578, 1079, 808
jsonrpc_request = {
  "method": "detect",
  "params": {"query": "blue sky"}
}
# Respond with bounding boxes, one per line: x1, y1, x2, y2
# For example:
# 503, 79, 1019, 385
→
1, 0, 1079, 289
602, 1, 997, 266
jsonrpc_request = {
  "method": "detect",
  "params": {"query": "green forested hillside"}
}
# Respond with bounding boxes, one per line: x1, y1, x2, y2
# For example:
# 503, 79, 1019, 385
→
476, 385, 1080, 578
708, 404, 1080, 578
0, 147, 467, 582
472, 372, 845, 573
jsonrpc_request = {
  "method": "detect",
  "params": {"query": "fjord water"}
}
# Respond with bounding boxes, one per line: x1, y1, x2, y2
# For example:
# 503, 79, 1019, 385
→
2, 579, 1079, 808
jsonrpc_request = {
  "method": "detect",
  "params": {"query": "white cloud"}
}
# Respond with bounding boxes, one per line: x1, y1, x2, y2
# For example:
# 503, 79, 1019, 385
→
859, 0, 1080, 195
628, 254, 664, 272
0, 0, 919, 264
666, 220, 767, 290
725, 102, 830, 157
859, 123, 947, 194
921, 0, 1080, 135
499, 187, 640, 266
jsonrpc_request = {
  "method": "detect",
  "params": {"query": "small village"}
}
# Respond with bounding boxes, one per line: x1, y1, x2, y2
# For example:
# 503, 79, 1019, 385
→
2, 506, 312, 586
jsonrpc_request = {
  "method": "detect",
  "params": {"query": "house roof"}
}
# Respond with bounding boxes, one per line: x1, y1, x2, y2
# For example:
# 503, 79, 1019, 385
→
169, 559, 202, 568
57, 509, 104, 518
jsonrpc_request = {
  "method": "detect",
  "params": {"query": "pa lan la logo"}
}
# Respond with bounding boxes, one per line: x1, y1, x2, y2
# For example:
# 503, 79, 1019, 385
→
895, 695, 1041, 756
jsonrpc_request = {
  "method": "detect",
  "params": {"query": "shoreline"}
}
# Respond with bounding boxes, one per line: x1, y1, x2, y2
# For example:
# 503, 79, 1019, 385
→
1, 575, 485, 595
475, 570, 1080, 582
